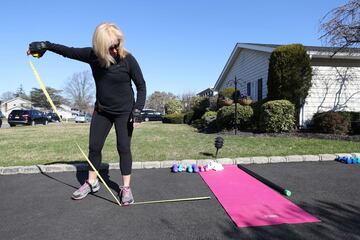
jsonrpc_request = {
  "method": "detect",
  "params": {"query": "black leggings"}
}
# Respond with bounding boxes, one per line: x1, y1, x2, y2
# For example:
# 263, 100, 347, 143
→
88, 110, 133, 175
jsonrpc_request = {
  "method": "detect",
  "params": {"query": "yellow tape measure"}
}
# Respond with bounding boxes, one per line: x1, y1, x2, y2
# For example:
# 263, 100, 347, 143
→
28, 60, 122, 206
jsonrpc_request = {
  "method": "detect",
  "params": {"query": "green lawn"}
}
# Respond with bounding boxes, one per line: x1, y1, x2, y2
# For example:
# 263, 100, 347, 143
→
0, 122, 359, 167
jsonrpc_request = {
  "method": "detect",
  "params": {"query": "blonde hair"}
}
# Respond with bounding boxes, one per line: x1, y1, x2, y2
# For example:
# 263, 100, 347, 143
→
92, 22, 128, 68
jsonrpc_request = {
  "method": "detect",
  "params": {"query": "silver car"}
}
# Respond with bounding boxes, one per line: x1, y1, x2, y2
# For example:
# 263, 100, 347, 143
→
75, 114, 92, 123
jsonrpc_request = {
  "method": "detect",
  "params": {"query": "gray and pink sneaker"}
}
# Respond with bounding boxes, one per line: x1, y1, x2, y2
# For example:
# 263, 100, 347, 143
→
72, 180, 100, 200
119, 186, 134, 205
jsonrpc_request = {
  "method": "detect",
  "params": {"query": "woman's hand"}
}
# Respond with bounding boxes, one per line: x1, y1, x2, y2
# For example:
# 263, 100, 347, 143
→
27, 41, 48, 58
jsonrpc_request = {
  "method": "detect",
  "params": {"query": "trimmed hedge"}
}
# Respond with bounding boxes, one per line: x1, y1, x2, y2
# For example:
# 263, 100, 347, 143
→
312, 111, 350, 135
267, 44, 312, 124
336, 111, 360, 134
162, 113, 185, 124
260, 100, 295, 133
217, 104, 253, 130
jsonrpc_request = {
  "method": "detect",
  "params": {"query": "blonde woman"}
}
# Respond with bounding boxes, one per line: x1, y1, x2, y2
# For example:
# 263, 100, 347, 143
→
27, 22, 146, 205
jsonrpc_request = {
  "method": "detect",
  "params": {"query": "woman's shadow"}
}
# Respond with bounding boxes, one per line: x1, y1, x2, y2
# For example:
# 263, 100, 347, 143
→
75, 163, 120, 193
38, 161, 120, 205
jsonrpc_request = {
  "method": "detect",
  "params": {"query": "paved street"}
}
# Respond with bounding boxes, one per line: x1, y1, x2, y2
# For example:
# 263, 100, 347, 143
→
1, 162, 359, 240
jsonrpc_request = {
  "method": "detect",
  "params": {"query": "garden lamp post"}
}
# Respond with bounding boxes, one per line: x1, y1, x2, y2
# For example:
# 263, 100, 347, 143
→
214, 136, 224, 159
233, 76, 241, 135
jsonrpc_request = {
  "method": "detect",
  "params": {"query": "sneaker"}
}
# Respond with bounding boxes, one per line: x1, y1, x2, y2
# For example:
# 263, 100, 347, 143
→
72, 179, 100, 200
119, 186, 134, 205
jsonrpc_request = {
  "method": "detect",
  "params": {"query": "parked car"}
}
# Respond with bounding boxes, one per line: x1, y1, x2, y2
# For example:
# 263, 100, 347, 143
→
140, 109, 163, 122
8, 109, 48, 127
47, 112, 61, 122
0, 111, 5, 128
75, 114, 92, 123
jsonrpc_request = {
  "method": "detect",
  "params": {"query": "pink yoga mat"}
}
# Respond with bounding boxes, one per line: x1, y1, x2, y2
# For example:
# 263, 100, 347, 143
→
200, 165, 320, 228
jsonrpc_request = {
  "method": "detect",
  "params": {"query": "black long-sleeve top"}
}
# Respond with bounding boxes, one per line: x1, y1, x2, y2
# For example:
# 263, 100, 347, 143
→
46, 42, 146, 115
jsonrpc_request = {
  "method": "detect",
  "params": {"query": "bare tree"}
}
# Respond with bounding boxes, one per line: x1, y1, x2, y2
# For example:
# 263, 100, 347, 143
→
145, 91, 177, 113
64, 71, 95, 112
180, 92, 196, 112
319, 0, 360, 52
0, 91, 15, 101
14, 84, 30, 100
313, 67, 360, 112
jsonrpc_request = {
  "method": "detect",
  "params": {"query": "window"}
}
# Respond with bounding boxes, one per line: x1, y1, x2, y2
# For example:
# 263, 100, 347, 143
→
257, 78, 263, 101
247, 82, 251, 96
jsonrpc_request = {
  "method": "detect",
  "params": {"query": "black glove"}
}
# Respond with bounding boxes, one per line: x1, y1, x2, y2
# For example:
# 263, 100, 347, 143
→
28, 41, 49, 58
132, 109, 142, 123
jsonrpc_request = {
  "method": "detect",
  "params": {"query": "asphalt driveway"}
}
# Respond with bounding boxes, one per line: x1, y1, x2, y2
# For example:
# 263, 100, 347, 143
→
0, 161, 359, 240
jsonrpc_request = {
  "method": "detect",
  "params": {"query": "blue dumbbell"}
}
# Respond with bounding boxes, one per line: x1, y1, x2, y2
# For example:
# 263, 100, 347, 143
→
171, 164, 179, 173
178, 164, 184, 172
341, 156, 349, 163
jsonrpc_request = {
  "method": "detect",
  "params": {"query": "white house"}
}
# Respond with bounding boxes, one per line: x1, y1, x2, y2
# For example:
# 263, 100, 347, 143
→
0, 97, 32, 118
0, 97, 76, 121
197, 88, 216, 97
214, 43, 360, 127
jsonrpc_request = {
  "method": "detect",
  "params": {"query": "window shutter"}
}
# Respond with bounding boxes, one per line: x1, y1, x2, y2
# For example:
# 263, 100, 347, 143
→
257, 78, 263, 101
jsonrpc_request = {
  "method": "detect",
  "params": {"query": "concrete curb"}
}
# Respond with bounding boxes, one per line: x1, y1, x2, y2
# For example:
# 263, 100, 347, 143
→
1, 153, 359, 175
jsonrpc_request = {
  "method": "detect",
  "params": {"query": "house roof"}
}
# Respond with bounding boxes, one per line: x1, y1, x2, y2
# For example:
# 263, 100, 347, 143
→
243, 43, 360, 54
0, 97, 32, 105
214, 43, 360, 90
197, 87, 214, 96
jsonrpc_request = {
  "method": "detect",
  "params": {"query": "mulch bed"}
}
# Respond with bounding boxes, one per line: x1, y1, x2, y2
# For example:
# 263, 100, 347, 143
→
218, 129, 360, 142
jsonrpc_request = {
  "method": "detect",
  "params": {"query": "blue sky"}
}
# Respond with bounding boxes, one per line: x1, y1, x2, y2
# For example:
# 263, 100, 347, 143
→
0, 0, 347, 98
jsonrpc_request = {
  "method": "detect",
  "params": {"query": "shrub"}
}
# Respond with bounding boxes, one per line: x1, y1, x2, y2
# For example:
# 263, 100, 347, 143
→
191, 96, 210, 121
208, 96, 219, 111
164, 99, 182, 114
183, 110, 194, 124
218, 87, 236, 99
267, 44, 312, 123
260, 100, 295, 133
217, 104, 253, 130
201, 111, 218, 130
312, 111, 350, 135
202, 111, 217, 121
250, 98, 268, 131
162, 113, 185, 124
352, 121, 360, 134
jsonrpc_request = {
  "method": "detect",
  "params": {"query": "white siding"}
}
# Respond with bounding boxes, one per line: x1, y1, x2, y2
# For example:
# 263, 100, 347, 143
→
0, 98, 32, 118
302, 65, 360, 126
216, 45, 360, 127
220, 49, 270, 101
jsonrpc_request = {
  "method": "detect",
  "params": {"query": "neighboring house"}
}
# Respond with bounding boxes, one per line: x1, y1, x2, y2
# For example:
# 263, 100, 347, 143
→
0, 97, 76, 121
214, 43, 360, 127
0, 97, 33, 118
197, 88, 216, 97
